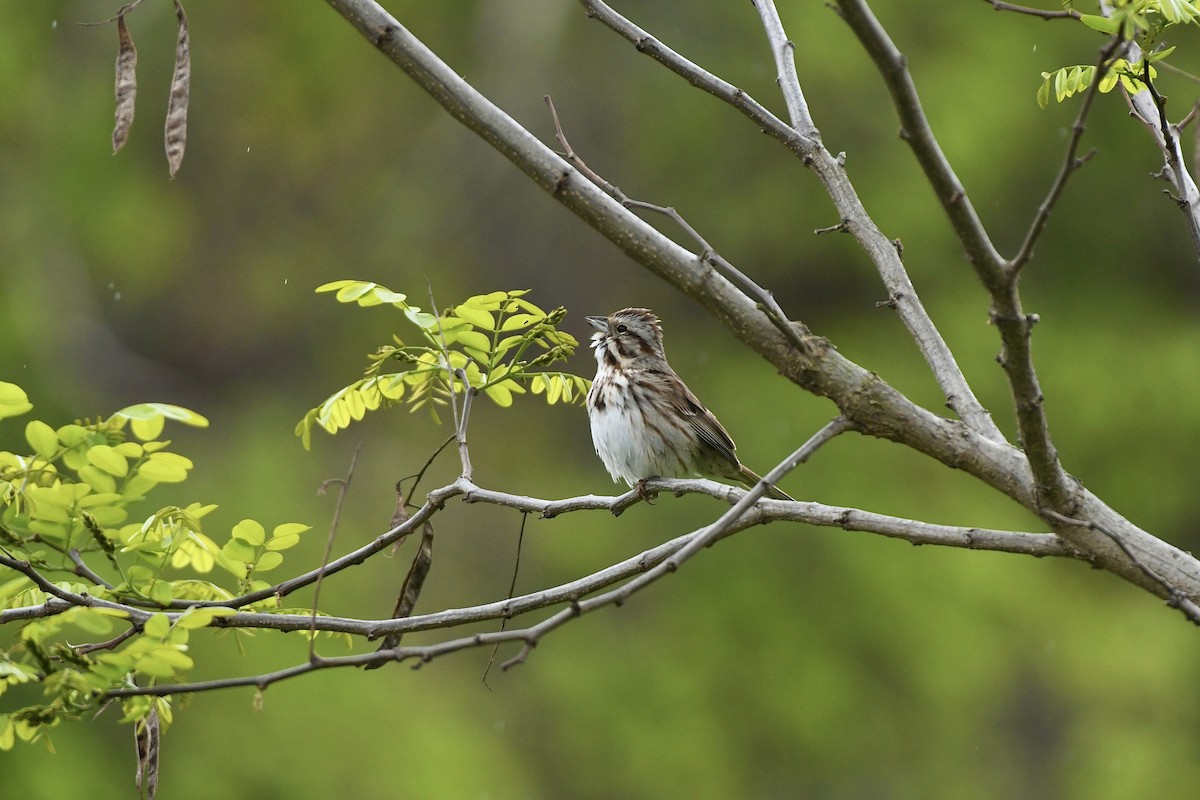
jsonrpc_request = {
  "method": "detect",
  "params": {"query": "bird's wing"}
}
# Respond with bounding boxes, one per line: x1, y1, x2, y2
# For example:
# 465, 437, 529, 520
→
666, 373, 740, 468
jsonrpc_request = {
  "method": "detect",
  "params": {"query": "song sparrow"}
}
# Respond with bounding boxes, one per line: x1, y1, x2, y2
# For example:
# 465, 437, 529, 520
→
585, 308, 794, 501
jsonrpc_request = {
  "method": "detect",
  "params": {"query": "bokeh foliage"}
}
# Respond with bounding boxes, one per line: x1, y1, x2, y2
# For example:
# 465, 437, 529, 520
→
3, 1, 1200, 798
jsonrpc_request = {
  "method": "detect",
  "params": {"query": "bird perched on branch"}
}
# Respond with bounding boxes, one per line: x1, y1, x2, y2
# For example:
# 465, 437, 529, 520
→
585, 308, 793, 501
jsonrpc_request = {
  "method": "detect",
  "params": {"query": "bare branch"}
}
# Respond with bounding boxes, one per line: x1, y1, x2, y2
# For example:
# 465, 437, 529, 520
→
100, 476, 1066, 698
835, 0, 1073, 506
3, 471, 1067, 641
749, 0, 819, 139
1008, 37, 1126, 275
68, 548, 115, 590
1045, 510, 1200, 624
1138, 55, 1200, 260
309, 441, 362, 656
981, 0, 1080, 20
835, 0, 1006, 285
320, 0, 1200, 603
76, 0, 148, 27
582, 0, 1004, 442
367, 482, 436, 665
544, 94, 806, 353
75, 625, 139, 655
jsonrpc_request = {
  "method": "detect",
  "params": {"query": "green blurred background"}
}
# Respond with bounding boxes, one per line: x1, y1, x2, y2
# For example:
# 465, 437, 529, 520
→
4, 1, 1200, 797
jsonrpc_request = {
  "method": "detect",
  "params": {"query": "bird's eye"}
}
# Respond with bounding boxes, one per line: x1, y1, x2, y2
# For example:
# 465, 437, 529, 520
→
616, 324, 628, 333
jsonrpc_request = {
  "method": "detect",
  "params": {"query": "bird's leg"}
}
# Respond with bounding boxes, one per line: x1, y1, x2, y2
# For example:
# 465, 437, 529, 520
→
635, 478, 657, 505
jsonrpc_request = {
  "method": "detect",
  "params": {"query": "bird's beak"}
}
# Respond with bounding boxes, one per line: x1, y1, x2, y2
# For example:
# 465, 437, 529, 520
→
585, 315, 608, 332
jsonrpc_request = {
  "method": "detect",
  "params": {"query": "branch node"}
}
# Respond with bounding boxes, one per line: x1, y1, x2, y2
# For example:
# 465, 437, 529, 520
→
814, 220, 848, 235
373, 24, 397, 46
553, 169, 569, 194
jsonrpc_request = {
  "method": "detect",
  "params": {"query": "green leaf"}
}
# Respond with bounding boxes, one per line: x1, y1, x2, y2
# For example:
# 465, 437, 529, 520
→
315, 279, 356, 293
87, 445, 129, 477
86, 505, 128, 526
130, 416, 164, 441
499, 312, 539, 331
1079, 13, 1121, 34
264, 534, 300, 551
1054, 68, 1068, 103
484, 382, 513, 407
174, 607, 235, 629
150, 581, 174, 605
405, 308, 438, 329
452, 329, 493, 353
255, 551, 284, 571
335, 281, 378, 302
63, 606, 116, 635
138, 452, 192, 483
274, 522, 309, 539
1148, 45, 1177, 62
56, 424, 88, 447
112, 402, 209, 438
143, 614, 171, 639
221, 538, 256, 562
24, 421, 58, 459
0, 382, 33, 421
545, 375, 564, 404
232, 519, 266, 546
452, 305, 495, 330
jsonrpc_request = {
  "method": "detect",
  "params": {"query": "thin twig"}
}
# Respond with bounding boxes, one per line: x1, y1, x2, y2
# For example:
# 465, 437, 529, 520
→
68, 548, 115, 590
750, 0, 819, 138
309, 441, 362, 658
427, 284, 472, 478
482, 511, 527, 688
544, 94, 807, 354
1117, 32, 1200, 260
75, 625, 140, 655
497, 417, 856, 670
1139, 57, 1200, 261
400, 434, 457, 507
77, 0, 148, 26
835, 0, 1005, 286
980, 0, 1080, 20
1008, 36, 1125, 275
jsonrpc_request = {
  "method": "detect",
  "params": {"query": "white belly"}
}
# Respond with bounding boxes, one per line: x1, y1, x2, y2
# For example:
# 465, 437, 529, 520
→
588, 371, 690, 486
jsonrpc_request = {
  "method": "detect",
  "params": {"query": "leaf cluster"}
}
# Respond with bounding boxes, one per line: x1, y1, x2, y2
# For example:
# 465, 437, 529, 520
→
296, 282, 591, 447
1037, 0, 1195, 106
0, 383, 311, 749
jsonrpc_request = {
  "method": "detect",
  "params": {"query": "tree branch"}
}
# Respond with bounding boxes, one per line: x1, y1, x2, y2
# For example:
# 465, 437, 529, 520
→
99, 474, 1068, 698
834, 0, 1073, 510
585, 0, 1005, 443
318, 0, 1200, 609
749, 0, 819, 139
1008, 37, 1124, 275
981, 0, 1081, 20
1127, 47, 1200, 261
544, 93, 806, 353
3, 472, 1067, 636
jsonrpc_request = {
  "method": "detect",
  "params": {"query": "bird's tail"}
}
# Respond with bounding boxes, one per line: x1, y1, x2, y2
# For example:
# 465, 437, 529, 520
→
738, 464, 794, 501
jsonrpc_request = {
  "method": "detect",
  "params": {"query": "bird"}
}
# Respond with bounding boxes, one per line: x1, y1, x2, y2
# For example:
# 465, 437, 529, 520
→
585, 307, 794, 501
